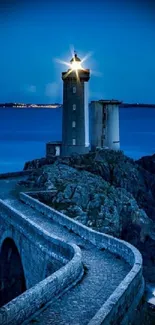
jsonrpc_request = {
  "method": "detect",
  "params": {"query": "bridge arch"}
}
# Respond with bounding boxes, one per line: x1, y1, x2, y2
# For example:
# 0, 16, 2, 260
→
0, 237, 26, 307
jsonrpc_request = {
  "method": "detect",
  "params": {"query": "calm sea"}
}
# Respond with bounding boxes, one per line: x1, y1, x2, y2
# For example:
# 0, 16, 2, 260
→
0, 107, 155, 173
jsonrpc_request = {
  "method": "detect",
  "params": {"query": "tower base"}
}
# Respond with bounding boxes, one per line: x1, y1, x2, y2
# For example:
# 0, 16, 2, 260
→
61, 145, 90, 157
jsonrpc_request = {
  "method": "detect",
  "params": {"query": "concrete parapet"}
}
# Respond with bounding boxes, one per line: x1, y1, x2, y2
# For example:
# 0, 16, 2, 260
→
0, 199, 83, 325
20, 191, 144, 325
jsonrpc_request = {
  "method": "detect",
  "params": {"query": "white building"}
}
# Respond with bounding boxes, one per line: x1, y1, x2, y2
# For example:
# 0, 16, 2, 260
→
89, 100, 121, 151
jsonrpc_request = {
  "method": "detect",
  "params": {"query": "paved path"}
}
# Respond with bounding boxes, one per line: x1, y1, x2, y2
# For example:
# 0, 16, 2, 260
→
0, 177, 130, 325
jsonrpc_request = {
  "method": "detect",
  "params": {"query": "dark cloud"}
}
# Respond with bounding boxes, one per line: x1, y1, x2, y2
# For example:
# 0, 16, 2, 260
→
0, 0, 20, 9
0, 0, 23, 17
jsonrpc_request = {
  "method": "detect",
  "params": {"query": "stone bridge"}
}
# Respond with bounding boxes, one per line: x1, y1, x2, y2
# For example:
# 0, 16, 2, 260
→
0, 172, 144, 325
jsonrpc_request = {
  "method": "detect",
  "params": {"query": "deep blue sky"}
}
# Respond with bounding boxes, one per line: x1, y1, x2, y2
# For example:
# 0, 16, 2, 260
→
0, 0, 155, 104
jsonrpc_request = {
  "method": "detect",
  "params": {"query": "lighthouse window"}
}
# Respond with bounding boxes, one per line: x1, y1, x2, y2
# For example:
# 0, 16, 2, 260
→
73, 104, 76, 110
72, 121, 76, 128
73, 86, 76, 93
72, 138, 76, 145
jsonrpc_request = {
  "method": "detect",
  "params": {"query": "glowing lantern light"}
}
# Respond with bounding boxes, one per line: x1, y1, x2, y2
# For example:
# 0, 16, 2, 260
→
70, 53, 82, 70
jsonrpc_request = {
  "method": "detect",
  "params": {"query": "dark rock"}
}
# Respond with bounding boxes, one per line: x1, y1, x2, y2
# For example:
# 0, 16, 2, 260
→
23, 149, 155, 282
136, 153, 155, 174
23, 157, 56, 170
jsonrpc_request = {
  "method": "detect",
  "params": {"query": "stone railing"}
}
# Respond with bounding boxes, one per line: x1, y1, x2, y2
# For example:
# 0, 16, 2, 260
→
20, 192, 144, 325
0, 200, 83, 325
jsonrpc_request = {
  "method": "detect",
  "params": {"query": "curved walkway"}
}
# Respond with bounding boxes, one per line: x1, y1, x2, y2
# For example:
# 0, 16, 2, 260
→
0, 177, 140, 324
5, 197, 130, 325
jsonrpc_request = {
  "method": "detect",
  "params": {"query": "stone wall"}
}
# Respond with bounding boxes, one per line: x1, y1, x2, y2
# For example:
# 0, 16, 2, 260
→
20, 191, 144, 325
0, 199, 83, 325
0, 170, 32, 179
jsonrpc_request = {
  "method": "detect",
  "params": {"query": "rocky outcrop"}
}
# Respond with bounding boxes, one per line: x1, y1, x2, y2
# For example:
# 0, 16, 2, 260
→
136, 154, 155, 174
23, 150, 155, 282
24, 157, 57, 170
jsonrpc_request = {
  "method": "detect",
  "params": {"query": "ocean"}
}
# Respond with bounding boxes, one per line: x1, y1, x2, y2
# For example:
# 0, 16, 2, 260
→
0, 106, 155, 173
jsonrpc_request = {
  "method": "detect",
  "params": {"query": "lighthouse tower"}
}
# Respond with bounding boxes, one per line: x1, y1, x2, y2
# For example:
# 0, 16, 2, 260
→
61, 53, 90, 156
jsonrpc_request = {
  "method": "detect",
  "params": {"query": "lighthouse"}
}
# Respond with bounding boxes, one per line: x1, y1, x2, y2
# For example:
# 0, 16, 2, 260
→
46, 52, 121, 159
61, 53, 90, 156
